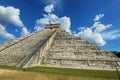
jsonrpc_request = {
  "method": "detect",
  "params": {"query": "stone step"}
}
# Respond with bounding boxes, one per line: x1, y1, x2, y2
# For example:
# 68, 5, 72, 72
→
0, 36, 30, 51
42, 58, 118, 69
51, 44, 97, 47
55, 35, 77, 38
55, 33, 74, 36
46, 51, 117, 58
43, 54, 119, 61
47, 50, 103, 53
52, 40, 89, 45
54, 37, 80, 40
54, 34, 79, 38
0, 29, 56, 66
48, 48, 99, 52
42, 59, 88, 68
88, 61, 118, 69
50, 45, 99, 50
50, 44, 100, 51
102, 51, 117, 57
45, 52, 102, 57
49, 44, 99, 49
54, 31, 80, 40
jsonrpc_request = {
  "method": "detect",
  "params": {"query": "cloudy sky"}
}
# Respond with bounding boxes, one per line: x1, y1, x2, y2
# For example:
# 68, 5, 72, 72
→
0, 0, 120, 51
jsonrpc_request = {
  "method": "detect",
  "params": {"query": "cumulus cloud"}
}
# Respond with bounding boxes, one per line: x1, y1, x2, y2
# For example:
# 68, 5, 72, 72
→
0, 5, 29, 40
93, 14, 104, 21
42, 0, 61, 5
0, 24, 15, 40
44, 4, 54, 13
75, 27, 106, 46
75, 14, 120, 46
93, 22, 111, 33
102, 30, 120, 40
21, 27, 30, 36
34, 4, 71, 33
42, 0, 62, 9
59, 16, 71, 33
0, 6, 24, 27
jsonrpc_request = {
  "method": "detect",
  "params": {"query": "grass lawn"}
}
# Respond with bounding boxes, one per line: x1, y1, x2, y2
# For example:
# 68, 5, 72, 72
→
0, 65, 119, 80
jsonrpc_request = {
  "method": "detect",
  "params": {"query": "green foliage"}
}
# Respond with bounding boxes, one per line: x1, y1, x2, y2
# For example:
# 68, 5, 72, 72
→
112, 51, 120, 58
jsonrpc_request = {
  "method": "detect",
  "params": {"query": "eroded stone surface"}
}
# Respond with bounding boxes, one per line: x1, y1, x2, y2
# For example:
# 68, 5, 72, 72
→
0, 24, 119, 70
0, 29, 56, 66
41, 30, 120, 70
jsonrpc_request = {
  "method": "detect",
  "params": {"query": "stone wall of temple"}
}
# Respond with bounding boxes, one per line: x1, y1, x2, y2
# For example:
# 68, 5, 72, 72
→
0, 24, 119, 70
41, 30, 120, 70
0, 29, 56, 67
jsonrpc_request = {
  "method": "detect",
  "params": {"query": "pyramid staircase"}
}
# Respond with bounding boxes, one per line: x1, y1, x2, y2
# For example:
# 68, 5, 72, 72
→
41, 29, 120, 70
0, 29, 56, 67
0, 24, 120, 70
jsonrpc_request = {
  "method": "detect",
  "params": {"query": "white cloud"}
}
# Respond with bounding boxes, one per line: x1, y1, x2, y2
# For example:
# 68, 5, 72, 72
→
34, 18, 49, 31
93, 14, 104, 21
59, 16, 71, 33
21, 27, 30, 36
75, 14, 118, 46
42, 0, 62, 9
0, 24, 15, 40
93, 22, 112, 32
35, 4, 71, 33
0, 6, 30, 41
76, 14, 117, 45
75, 28, 106, 46
102, 30, 120, 40
77, 27, 86, 31
0, 6, 24, 27
42, 0, 61, 5
44, 4, 54, 13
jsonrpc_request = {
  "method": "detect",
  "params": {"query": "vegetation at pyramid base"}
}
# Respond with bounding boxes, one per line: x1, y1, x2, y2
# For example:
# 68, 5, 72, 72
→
0, 65, 118, 80
112, 51, 120, 58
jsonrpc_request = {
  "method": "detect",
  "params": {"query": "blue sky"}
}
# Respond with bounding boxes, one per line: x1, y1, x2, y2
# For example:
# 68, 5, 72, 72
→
0, 0, 120, 51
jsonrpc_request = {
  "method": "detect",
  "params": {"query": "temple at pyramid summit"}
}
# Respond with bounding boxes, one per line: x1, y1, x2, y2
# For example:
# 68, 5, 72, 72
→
0, 24, 120, 70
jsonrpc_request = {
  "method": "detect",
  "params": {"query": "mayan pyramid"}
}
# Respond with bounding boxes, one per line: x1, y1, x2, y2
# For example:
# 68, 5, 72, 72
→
0, 24, 120, 70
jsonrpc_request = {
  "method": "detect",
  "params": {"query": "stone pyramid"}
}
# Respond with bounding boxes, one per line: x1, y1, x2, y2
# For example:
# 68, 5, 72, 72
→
0, 24, 119, 70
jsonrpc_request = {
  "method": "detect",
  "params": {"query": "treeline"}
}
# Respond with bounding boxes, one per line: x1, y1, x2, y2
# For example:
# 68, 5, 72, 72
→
112, 51, 120, 58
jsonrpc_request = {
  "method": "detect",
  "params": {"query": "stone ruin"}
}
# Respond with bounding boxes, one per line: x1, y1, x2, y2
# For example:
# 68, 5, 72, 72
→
0, 24, 120, 70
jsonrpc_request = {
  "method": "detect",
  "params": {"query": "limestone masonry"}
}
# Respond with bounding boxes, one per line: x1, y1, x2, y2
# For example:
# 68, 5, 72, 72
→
0, 24, 120, 70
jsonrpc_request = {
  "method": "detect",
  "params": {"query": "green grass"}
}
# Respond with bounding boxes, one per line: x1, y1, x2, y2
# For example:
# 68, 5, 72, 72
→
0, 65, 119, 80
24, 66, 118, 79
0, 65, 21, 70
